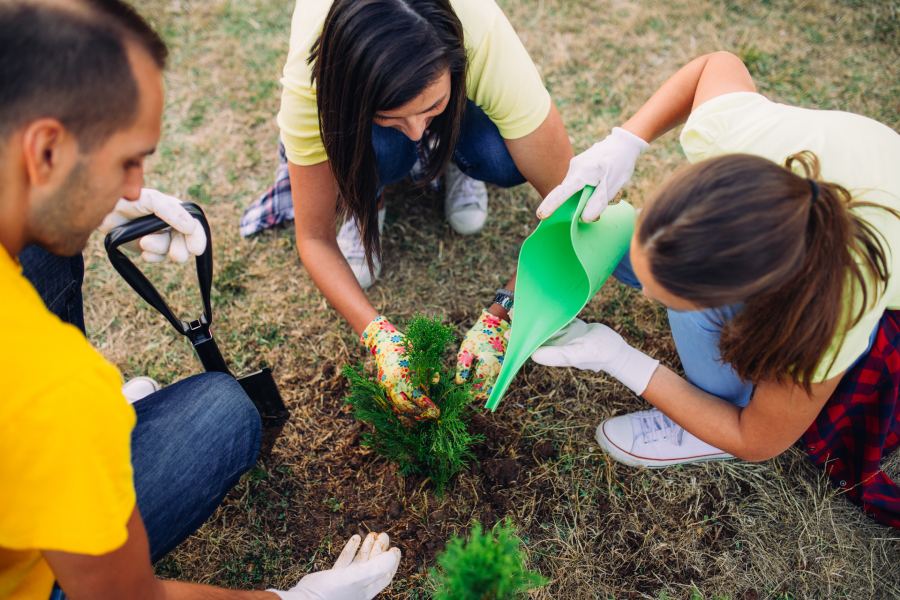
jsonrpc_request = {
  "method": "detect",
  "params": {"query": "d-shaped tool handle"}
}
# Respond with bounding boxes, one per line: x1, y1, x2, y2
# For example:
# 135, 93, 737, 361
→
103, 202, 229, 373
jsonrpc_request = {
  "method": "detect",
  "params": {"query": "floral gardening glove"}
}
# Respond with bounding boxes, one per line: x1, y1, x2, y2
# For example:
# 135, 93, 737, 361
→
361, 316, 440, 421
455, 309, 510, 401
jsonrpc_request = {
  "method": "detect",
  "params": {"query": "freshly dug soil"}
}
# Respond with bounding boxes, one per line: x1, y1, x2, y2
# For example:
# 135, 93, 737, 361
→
265, 403, 549, 571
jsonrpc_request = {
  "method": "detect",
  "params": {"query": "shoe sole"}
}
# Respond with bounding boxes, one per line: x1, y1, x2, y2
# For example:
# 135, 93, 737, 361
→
595, 422, 733, 469
447, 212, 487, 236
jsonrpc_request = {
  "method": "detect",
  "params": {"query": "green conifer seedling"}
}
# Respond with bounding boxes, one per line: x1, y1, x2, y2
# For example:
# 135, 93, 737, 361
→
343, 316, 482, 495
429, 519, 548, 599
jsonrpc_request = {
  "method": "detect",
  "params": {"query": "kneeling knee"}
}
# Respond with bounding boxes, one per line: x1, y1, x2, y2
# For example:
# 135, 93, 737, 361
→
190, 372, 262, 468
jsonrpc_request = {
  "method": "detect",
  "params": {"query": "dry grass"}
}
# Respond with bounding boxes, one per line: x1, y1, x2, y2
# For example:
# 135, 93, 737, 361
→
83, 0, 899, 598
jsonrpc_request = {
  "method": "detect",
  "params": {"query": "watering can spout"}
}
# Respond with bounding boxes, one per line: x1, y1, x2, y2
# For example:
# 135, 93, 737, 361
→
485, 187, 636, 411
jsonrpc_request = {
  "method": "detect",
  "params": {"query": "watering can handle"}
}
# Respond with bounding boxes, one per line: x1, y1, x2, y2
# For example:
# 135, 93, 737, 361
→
103, 202, 229, 373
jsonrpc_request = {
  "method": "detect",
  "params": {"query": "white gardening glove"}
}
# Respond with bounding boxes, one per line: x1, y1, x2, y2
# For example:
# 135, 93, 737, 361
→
98, 188, 206, 263
532, 318, 659, 395
270, 533, 401, 600
536, 127, 648, 222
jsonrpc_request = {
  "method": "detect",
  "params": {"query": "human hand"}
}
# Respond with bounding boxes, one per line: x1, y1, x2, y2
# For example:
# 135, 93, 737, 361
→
98, 188, 206, 263
361, 316, 440, 420
270, 532, 401, 600
536, 127, 648, 222
455, 309, 510, 401
531, 319, 659, 395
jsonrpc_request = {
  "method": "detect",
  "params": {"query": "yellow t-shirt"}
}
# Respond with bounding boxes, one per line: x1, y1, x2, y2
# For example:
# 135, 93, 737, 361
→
277, 0, 552, 166
680, 91, 900, 381
0, 247, 136, 599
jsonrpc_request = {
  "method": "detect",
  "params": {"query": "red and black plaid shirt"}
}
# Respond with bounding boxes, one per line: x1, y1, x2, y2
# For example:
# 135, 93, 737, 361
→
801, 310, 900, 528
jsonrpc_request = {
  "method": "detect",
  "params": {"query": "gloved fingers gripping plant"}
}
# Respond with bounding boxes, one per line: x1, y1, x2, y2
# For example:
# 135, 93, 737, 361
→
360, 315, 440, 422
455, 309, 511, 402
345, 316, 483, 495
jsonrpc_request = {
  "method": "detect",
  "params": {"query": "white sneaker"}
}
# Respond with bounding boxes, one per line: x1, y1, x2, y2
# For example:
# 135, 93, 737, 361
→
337, 208, 386, 290
444, 162, 487, 235
595, 408, 733, 468
122, 376, 160, 404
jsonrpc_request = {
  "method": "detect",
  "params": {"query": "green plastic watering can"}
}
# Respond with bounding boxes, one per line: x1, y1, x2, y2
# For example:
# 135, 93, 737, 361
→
485, 187, 636, 411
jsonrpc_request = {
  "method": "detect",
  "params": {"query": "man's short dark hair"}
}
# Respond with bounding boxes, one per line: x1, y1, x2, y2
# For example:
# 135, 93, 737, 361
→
0, 0, 168, 150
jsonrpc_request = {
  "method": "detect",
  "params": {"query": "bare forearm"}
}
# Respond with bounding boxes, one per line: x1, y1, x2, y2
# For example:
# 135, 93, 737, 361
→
506, 102, 573, 198
297, 236, 377, 335
160, 581, 277, 600
287, 161, 377, 334
622, 51, 754, 144
621, 54, 715, 143
495, 103, 572, 320
641, 359, 837, 461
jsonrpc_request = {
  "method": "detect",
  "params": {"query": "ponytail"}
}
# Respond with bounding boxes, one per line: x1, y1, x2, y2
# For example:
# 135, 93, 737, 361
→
639, 152, 897, 391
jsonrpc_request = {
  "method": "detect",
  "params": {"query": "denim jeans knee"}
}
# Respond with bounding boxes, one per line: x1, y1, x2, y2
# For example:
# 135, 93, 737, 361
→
372, 124, 419, 186
453, 101, 525, 188
131, 372, 261, 561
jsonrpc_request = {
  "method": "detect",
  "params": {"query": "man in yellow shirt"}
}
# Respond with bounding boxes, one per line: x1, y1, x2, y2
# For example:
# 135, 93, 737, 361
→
0, 1, 399, 599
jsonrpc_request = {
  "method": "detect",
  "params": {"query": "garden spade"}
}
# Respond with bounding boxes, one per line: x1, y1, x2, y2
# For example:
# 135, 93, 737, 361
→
485, 187, 635, 411
104, 203, 289, 456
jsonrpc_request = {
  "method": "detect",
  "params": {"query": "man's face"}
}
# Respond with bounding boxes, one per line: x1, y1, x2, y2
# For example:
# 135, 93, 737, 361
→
29, 44, 163, 255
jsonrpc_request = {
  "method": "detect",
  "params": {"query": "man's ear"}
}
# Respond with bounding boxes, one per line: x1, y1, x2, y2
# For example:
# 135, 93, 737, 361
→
21, 118, 78, 187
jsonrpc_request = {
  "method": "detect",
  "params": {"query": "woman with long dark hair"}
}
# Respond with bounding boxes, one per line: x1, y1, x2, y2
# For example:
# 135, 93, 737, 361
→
244, 0, 573, 417
534, 52, 899, 526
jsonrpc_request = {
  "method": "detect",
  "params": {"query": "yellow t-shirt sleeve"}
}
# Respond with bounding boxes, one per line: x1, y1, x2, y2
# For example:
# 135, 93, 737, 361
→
462, 0, 551, 140
277, 0, 331, 166
680, 92, 787, 163
278, 82, 326, 166
0, 363, 136, 555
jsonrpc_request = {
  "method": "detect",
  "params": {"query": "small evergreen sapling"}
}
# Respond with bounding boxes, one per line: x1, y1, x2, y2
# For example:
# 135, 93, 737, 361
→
343, 316, 482, 495
429, 519, 548, 599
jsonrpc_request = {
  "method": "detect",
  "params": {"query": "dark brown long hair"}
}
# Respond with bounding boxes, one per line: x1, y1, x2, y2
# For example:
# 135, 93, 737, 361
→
638, 151, 897, 391
310, 0, 467, 273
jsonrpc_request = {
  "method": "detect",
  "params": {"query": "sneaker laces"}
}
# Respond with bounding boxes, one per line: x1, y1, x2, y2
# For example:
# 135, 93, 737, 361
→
633, 410, 685, 446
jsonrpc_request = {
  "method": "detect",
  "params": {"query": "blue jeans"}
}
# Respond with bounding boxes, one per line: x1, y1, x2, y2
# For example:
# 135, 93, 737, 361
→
20, 247, 261, 597
131, 372, 260, 561
20, 246, 86, 333
612, 251, 876, 408
372, 100, 525, 189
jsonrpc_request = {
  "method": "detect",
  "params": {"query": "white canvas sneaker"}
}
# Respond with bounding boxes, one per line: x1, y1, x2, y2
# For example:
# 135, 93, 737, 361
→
337, 207, 386, 290
595, 408, 733, 468
122, 376, 160, 404
444, 162, 487, 235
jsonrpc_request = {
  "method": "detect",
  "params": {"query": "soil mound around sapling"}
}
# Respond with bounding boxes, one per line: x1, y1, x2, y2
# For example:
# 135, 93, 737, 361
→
343, 315, 483, 495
